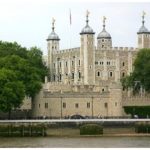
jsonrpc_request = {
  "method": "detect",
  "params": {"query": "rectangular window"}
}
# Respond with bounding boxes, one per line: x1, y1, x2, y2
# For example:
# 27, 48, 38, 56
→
109, 72, 113, 77
87, 102, 90, 108
115, 102, 117, 106
45, 103, 48, 109
53, 75, 55, 81
66, 61, 67, 67
39, 104, 40, 108
78, 72, 81, 79
72, 61, 74, 66
79, 60, 80, 66
89, 65, 92, 69
75, 103, 79, 108
104, 103, 108, 108
95, 61, 98, 65
72, 72, 74, 79
63, 102, 66, 108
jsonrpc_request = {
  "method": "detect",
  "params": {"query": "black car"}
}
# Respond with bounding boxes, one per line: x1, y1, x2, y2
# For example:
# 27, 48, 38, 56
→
70, 114, 85, 119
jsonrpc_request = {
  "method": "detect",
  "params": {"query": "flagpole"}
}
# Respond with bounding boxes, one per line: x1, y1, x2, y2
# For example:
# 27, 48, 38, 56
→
69, 9, 71, 49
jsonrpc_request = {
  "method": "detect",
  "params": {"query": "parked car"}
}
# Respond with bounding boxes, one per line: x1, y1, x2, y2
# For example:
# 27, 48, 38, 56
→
70, 114, 85, 119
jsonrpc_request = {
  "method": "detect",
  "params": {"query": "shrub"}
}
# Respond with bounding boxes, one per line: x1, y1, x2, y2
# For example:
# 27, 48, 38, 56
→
80, 124, 103, 135
135, 123, 150, 133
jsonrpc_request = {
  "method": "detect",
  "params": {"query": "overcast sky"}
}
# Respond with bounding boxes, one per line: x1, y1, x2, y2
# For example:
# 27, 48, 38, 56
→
0, 0, 150, 55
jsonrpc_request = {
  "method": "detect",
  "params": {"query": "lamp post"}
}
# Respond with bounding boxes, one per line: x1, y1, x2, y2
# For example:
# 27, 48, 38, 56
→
57, 57, 60, 82
134, 81, 143, 96
91, 96, 94, 118
60, 97, 63, 119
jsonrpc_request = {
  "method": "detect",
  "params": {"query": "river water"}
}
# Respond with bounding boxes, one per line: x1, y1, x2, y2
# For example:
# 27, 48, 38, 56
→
0, 136, 150, 148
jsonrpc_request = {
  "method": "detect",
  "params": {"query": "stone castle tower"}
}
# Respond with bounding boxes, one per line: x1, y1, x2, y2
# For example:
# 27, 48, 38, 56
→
80, 10, 95, 85
97, 16, 112, 50
137, 12, 150, 49
47, 18, 60, 82
45, 11, 150, 85
31, 11, 150, 119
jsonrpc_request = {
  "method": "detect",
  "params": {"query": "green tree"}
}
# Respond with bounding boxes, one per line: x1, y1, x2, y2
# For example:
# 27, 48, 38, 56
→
121, 49, 150, 118
121, 48, 150, 92
0, 41, 48, 117
124, 106, 150, 118
0, 69, 25, 118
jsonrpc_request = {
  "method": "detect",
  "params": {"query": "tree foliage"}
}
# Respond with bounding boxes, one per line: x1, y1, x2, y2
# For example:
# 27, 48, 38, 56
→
0, 41, 48, 115
124, 106, 150, 118
121, 48, 150, 92
0, 68, 25, 118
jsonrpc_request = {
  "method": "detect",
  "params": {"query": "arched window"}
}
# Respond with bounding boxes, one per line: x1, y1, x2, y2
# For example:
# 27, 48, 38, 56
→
78, 60, 80, 66
102, 45, 104, 48
122, 72, 125, 77
97, 71, 100, 77
109, 72, 113, 77
78, 72, 81, 79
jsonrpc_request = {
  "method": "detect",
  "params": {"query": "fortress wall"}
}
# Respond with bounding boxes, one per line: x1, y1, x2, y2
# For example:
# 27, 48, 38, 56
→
32, 92, 110, 118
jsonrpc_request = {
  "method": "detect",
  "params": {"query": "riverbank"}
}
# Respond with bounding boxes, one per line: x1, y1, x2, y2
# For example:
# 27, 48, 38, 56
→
0, 136, 150, 148
46, 127, 150, 137
0, 120, 150, 137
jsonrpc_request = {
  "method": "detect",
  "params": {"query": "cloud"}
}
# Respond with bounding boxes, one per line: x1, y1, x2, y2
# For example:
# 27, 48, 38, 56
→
0, 1, 150, 55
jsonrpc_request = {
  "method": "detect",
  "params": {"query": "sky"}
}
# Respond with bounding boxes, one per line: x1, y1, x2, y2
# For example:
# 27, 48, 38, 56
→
0, 0, 150, 55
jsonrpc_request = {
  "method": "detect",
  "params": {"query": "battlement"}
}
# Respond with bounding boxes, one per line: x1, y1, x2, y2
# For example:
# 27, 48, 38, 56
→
111, 47, 137, 51
53, 47, 80, 54
96, 47, 138, 51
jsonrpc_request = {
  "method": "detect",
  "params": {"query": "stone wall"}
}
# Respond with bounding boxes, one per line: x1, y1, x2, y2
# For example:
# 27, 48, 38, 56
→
32, 83, 123, 118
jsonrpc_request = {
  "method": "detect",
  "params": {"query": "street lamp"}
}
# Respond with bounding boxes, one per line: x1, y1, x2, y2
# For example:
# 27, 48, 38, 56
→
134, 81, 143, 96
91, 96, 94, 118
60, 96, 63, 119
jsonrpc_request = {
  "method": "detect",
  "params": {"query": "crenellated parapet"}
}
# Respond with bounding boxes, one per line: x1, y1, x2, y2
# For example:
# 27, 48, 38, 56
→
111, 47, 137, 51
53, 47, 80, 55
96, 46, 138, 51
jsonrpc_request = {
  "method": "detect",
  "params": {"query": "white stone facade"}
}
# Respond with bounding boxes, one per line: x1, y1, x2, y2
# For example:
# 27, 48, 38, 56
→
32, 12, 150, 118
